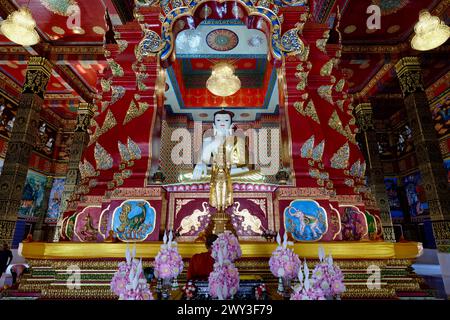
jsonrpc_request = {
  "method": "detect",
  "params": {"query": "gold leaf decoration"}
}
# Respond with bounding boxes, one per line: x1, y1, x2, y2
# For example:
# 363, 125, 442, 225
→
335, 79, 345, 92
107, 59, 124, 77
320, 59, 334, 77
318, 85, 334, 104
330, 142, 350, 169
312, 140, 325, 162
301, 135, 315, 159
94, 143, 113, 170
304, 100, 320, 124
123, 100, 150, 125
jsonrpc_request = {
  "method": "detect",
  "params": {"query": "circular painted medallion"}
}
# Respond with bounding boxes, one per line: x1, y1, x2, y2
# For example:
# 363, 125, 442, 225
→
206, 29, 239, 51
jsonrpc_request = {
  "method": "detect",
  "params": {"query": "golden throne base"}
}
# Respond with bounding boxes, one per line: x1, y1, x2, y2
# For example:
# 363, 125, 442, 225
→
17, 241, 428, 300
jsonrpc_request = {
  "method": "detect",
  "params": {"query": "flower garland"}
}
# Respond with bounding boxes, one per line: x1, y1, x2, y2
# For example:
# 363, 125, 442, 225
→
269, 232, 301, 279
290, 259, 325, 300
110, 244, 154, 300
208, 234, 240, 299
211, 231, 242, 262
290, 247, 346, 300
311, 247, 345, 298
154, 231, 184, 280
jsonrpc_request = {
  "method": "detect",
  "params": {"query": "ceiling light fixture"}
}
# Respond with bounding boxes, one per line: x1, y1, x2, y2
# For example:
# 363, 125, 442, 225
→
206, 62, 241, 97
0, 7, 40, 46
411, 10, 450, 51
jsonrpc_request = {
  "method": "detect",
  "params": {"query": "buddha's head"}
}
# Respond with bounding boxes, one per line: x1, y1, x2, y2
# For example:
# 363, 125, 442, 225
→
213, 109, 235, 136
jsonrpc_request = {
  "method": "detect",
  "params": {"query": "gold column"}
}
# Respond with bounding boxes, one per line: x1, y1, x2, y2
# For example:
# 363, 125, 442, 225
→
395, 57, 450, 253
355, 103, 396, 242
53, 102, 95, 242
0, 57, 52, 245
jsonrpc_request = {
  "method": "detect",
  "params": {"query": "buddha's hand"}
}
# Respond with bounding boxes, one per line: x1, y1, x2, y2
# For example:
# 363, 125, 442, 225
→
192, 163, 207, 180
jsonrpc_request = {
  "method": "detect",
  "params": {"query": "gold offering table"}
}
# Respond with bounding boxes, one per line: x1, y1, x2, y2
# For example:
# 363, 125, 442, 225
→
17, 241, 427, 300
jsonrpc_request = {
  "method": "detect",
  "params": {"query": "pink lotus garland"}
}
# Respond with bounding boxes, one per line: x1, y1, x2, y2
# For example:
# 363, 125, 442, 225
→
111, 246, 154, 300
269, 232, 301, 280
290, 259, 325, 301
154, 246, 184, 279
269, 247, 301, 279
290, 287, 326, 300
208, 262, 240, 299
311, 257, 345, 297
211, 231, 242, 262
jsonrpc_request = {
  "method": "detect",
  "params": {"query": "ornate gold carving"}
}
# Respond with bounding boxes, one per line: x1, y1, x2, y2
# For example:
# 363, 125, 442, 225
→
316, 31, 330, 53
320, 58, 334, 77
301, 135, 315, 159
94, 143, 113, 170
295, 71, 309, 90
331, 142, 350, 169
107, 58, 124, 77
294, 100, 320, 123
22, 57, 53, 98
395, 57, 425, 96
123, 100, 150, 124
318, 85, 333, 104
335, 79, 345, 92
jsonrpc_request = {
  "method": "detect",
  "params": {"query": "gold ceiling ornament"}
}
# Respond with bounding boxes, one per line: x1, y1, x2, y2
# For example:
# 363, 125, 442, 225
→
411, 10, 450, 51
206, 62, 241, 97
330, 142, 350, 169
0, 7, 40, 46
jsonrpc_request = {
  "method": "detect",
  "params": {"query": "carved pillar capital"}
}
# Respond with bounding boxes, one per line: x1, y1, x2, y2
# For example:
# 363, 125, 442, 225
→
394, 57, 425, 96
354, 103, 374, 131
22, 57, 53, 98
75, 102, 96, 132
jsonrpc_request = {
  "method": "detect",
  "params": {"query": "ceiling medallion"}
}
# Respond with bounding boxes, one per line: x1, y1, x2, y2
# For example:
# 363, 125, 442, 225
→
40, 0, 79, 16
206, 29, 239, 51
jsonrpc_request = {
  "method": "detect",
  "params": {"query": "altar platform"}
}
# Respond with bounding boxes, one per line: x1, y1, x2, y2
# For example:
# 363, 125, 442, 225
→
19, 241, 422, 260
11, 241, 435, 300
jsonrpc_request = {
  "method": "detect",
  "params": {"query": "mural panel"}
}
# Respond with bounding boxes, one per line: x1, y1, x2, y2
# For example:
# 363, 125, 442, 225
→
340, 206, 368, 241
284, 200, 328, 241
403, 172, 428, 217
112, 200, 156, 242
384, 178, 403, 218
46, 178, 65, 222
19, 170, 48, 217
74, 206, 102, 242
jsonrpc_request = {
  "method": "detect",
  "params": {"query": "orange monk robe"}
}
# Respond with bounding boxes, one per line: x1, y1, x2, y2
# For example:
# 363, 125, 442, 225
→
186, 251, 215, 281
